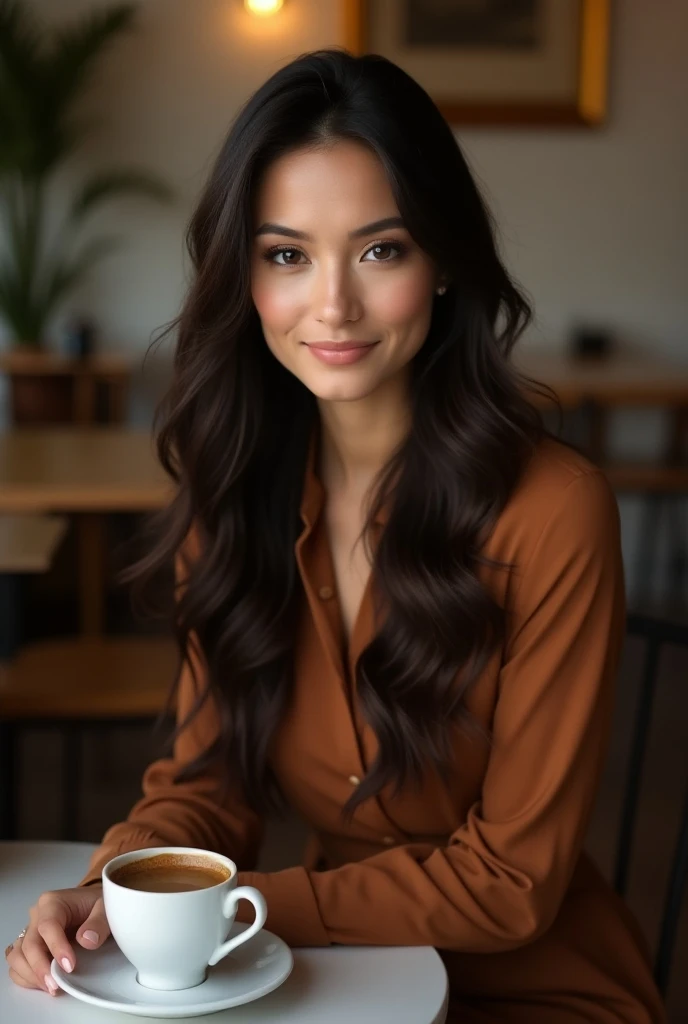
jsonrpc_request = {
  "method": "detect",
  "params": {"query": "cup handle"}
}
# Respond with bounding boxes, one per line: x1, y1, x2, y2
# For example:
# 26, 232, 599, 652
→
208, 885, 268, 966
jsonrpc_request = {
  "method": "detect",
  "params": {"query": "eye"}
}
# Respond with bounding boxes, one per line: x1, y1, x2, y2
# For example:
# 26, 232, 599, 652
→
362, 241, 406, 262
262, 246, 307, 266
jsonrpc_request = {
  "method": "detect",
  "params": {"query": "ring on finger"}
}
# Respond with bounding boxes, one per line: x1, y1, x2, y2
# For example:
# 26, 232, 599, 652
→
4, 928, 27, 959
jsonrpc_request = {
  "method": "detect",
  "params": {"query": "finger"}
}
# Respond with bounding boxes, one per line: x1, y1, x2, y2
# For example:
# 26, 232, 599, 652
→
13, 950, 57, 991
37, 918, 77, 975
7, 944, 58, 995
9, 966, 41, 991
6, 944, 35, 986
76, 896, 111, 949
21, 928, 60, 994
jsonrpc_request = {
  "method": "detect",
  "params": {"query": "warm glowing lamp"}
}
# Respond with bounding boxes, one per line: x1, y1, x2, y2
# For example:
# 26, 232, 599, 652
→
244, 0, 284, 15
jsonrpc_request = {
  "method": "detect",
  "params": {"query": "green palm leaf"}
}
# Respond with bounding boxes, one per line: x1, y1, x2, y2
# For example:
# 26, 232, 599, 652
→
37, 4, 137, 177
0, 1, 137, 177
0, 261, 28, 338
46, 4, 136, 120
0, 2, 170, 345
0, 0, 44, 174
70, 170, 174, 223
43, 235, 123, 310
0, 0, 43, 93
0, 245, 44, 341
0, 236, 123, 343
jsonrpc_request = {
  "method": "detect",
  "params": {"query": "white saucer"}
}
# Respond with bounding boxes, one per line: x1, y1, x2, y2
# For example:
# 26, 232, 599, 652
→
51, 923, 293, 1018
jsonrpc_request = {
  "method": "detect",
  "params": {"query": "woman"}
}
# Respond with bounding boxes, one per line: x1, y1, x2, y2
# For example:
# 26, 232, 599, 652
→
6, 49, 663, 1022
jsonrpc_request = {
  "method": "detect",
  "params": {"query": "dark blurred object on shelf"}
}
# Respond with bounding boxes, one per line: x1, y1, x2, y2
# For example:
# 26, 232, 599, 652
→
569, 323, 615, 359
64, 317, 98, 360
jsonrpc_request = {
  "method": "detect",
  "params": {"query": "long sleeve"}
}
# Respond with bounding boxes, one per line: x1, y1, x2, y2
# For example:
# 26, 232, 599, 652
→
79, 547, 263, 886
238, 469, 626, 951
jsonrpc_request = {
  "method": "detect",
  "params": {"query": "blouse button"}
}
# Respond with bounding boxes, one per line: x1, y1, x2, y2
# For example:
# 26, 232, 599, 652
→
318, 585, 334, 600
382, 835, 397, 846
348, 775, 361, 786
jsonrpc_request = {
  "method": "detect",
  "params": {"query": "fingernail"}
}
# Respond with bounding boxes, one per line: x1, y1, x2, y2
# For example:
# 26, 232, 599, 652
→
45, 974, 58, 994
60, 957, 73, 973
82, 930, 98, 946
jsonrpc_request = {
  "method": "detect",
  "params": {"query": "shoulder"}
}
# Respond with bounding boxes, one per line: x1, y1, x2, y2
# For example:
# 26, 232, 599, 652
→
486, 437, 621, 570
511, 436, 616, 514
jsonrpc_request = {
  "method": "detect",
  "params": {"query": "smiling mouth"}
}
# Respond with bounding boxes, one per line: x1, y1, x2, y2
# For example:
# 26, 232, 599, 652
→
304, 340, 379, 365
305, 341, 378, 351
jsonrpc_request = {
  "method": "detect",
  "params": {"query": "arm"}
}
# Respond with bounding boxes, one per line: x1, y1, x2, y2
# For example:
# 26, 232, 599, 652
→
238, 470, 625, 951
80, 541, 263, 885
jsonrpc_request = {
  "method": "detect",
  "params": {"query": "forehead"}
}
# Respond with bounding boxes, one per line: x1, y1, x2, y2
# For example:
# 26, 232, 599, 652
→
253, 141, 399, 227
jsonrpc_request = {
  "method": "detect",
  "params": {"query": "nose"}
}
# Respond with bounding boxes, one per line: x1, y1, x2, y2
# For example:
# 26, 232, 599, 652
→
312, 260, 363, 329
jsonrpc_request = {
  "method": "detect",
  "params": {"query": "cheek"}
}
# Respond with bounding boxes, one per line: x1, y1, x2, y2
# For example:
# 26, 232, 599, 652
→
251, 271, 304, 331
366, 267, 434, 331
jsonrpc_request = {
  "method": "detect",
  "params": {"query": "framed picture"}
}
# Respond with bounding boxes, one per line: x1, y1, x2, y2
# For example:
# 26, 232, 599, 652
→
343, 0, 611, 127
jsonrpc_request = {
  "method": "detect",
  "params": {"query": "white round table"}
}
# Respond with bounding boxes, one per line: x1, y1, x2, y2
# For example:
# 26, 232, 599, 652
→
1, 843, 448, 1023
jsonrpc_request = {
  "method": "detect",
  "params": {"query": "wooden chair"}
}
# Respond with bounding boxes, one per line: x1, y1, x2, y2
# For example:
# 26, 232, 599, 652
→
616, 614, 688, 997
0, 636, 178, 841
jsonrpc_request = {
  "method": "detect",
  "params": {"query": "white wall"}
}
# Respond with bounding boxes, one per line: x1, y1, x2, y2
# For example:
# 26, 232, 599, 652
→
4, 0, 688, 594
465, 0, 688, 356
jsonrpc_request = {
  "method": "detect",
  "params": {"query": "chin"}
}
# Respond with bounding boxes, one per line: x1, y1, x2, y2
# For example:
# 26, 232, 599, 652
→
302, 369, 382, 403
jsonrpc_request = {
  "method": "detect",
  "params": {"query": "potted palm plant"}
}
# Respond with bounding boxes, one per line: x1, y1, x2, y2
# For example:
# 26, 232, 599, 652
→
0, 0, 173, 421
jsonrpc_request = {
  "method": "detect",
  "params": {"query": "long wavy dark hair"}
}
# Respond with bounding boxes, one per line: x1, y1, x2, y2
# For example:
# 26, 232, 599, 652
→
131, 48, 554, 818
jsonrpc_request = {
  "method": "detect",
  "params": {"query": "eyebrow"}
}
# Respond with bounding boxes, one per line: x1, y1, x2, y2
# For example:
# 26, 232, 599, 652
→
254, 216, 405, 241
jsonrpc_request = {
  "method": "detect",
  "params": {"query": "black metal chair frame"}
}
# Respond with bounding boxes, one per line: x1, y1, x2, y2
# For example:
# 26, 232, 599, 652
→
615, 613, 688, 997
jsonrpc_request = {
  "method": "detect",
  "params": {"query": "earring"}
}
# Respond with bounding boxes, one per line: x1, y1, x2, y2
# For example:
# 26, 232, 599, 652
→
436, 284, 447, 295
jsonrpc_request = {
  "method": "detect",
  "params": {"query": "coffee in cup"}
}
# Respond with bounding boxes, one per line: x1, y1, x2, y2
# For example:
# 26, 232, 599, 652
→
103, 846, 267, 991
110, 852, 231, 893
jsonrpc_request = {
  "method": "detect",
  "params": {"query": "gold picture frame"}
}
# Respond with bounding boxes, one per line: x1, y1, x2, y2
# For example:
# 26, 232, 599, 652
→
343, 0, 611, 127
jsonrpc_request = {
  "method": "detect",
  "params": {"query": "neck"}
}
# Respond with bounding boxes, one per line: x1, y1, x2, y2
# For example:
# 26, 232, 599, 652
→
317, 372, 411, 495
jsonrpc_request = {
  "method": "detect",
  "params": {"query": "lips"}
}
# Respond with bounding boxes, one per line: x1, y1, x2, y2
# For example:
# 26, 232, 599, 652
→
304, 340, 379, 366
306, 341, 376, 351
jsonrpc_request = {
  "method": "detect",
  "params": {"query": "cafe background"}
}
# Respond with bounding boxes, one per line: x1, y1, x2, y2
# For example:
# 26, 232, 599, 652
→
0, 0, 686, 1018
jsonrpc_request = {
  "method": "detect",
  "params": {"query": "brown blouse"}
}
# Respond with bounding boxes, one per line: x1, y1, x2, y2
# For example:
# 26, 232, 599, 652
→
81, 438, 664, 1023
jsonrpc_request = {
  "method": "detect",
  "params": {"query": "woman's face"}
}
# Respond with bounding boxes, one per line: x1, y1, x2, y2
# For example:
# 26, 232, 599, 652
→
251, 140, 439, 404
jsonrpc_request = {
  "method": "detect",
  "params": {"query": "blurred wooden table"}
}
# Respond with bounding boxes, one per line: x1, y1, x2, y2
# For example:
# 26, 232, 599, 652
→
516, 348, 688, 463
0, 351, 131, 425
516, 349, 688, 409
0, 430, 171, 635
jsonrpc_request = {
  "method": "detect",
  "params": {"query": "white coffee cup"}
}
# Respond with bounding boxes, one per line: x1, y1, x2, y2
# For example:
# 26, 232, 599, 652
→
102, 846, 267, 991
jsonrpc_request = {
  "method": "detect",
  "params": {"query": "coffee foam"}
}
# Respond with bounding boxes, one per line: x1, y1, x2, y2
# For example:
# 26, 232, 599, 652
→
111, 853, 232, 883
